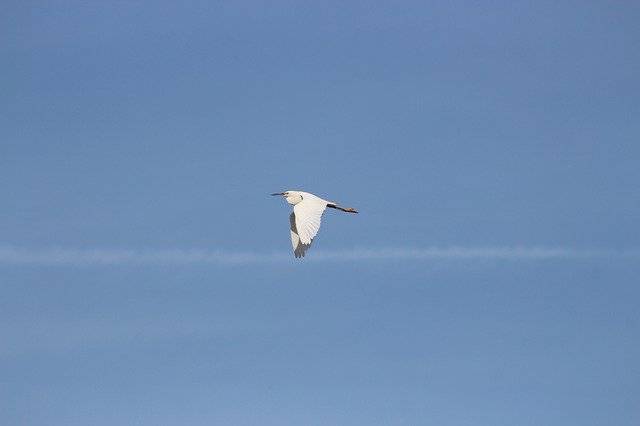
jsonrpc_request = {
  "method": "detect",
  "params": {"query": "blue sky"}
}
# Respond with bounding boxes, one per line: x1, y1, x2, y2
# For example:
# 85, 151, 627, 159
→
1, 1, 639, 425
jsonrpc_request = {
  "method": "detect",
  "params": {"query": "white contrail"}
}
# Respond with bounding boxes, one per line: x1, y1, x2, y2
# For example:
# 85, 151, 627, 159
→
0, 245, 638, 266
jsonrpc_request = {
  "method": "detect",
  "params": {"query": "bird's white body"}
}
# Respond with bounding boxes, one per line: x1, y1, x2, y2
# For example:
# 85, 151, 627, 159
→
272, 190, 357, 258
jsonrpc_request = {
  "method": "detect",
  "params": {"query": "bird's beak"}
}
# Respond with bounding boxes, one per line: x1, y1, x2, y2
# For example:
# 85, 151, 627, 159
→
270, 192, 284, 196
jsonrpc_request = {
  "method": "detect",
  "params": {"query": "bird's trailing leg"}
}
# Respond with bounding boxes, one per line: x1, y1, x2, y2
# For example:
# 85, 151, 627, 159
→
327, 203, 358, 213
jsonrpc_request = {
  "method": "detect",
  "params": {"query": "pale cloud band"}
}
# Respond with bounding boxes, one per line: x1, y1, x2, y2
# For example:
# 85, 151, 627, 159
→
0, 245, 638, 266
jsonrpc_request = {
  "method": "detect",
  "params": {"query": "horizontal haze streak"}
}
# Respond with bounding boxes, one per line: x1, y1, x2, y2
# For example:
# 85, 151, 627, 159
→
0, 245, 638, 266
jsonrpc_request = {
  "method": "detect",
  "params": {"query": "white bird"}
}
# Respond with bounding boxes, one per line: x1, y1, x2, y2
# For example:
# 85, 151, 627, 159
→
271, 190, 358, 258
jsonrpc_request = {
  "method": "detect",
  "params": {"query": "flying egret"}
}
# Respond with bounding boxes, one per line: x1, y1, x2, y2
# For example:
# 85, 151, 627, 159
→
271, 190, 358, 258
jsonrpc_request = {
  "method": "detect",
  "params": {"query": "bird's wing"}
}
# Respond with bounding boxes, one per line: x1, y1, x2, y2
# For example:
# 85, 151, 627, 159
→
289, 212, 311, 258
293, 197, 327, 245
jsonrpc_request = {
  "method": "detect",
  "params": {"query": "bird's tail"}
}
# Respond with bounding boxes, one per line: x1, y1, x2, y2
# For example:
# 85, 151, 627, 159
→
327, 203, 358, 213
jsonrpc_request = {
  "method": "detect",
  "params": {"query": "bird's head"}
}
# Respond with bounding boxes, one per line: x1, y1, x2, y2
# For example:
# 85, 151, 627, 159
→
271, 190, 303, 205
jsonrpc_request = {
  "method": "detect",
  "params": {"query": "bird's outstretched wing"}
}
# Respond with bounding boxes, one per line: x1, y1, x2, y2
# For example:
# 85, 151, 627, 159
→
291, 196, 327, 253
289, 212, 311, 258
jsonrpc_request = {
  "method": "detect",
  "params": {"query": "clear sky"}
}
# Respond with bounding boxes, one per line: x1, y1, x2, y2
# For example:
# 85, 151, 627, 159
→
2, 1, 639, 425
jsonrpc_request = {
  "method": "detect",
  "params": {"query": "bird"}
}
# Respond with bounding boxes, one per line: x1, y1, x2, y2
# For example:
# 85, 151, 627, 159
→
271, 190, 358, 258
